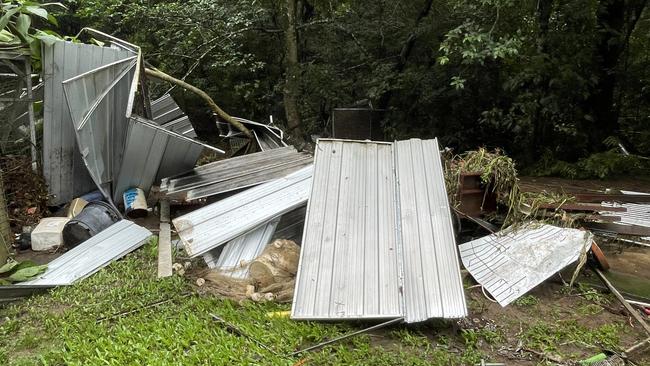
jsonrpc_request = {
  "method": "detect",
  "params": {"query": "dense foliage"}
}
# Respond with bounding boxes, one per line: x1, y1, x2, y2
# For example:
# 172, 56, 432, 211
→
52, 1, 650, 174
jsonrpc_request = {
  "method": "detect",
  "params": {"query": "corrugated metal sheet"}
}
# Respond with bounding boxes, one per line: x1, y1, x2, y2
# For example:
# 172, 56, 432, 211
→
394, 138, 467, 321
62, 56, 138, 201
203, 218, 281, 278
601, 202, 650, 228
151, 93, 184, 124
459, 224, 592, 307
273, 205, 307, 244
292, 140, 401, 320
21, 220, 152, 286
291, 138, 466, 323
161, 146, 312, 200
42, 40, 135, 205
113, 117, 169, 202
153, 94, 204, 181
113, 116, 223, 203
173, 165, 313, 258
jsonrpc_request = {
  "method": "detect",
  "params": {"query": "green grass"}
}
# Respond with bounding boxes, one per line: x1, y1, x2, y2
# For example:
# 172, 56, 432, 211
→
0, 240, 487, 366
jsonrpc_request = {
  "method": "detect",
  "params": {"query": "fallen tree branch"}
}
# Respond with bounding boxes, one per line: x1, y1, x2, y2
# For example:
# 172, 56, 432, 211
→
144, 67, 253, 139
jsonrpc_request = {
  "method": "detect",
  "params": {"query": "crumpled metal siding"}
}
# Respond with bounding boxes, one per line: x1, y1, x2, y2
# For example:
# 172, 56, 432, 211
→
113, 117, 170, 202
394, 138, 467, 321
62, 57, 138, 201
459, 224, 592, 307
292, 138, 466, 323
173, 165, 313, 258
152, 94, 204, 182
43, 40, 135, 205
202, 218, 281, 278
21, 220, 151, 286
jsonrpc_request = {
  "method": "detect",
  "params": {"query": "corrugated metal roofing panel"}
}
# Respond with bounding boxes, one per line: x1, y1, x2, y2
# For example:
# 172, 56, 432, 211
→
151, 93, 184, 124
203, 218, 280, 278
161, 146, 312, 200
459, 224, 592, 306
42, 40, 135, 205
601, 202, 650, 228
394, 138, 467, 321
173, 165, 313, 257
273, 205, 307, 244
292, 138, 466, 323
62, 57, 138, 201
292, 140, 402, 320
21, 220, 151, 286
113, 117, 170, 202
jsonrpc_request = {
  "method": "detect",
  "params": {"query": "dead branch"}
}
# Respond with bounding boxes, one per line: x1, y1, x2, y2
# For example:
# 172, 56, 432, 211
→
144, 67, 253, 139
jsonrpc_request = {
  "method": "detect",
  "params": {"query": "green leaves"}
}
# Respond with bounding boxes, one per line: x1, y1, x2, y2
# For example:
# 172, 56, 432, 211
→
0, 259, 48, 283
15, 13, 31, 38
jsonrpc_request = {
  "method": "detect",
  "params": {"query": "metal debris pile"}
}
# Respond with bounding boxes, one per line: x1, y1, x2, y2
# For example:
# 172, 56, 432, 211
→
0, 28, 649, 362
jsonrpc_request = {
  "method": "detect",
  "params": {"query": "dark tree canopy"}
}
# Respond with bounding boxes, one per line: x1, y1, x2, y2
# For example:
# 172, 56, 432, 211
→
58, 0, 650, 177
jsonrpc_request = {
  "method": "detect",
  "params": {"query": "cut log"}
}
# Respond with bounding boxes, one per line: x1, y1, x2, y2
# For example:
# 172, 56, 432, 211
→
249, 239, 300, 288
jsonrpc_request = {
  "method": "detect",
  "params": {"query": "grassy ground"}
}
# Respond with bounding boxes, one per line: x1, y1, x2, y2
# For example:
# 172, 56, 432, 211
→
0, 239, 648, 365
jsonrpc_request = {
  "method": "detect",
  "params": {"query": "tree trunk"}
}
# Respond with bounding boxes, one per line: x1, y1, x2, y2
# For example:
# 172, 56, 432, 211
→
530, 0, 554, 161
376, 0, 434, 111
283, 0, 304, 140
583, 0, 641, 151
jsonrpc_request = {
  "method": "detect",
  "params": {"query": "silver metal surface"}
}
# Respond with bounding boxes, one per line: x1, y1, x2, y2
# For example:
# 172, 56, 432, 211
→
273, 205, 307, 244
292, 139, 402, 321
152, 94, 204, 182
113, 117, 169, 202
21, 220, 152, 286
203, 218, 281, 278
173, 165, 313, 258
394, 138, 467, 321
151, 93, 184, 125
63, 56, 138, 201
601, 202, 650, 228
459, 224, 592, 307
42, 40, 135, 205
292, 138, 466, 323
161, 146, 312, 200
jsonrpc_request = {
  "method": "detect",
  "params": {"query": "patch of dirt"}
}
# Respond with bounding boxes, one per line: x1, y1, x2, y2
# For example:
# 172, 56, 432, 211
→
0, 155, 49, 238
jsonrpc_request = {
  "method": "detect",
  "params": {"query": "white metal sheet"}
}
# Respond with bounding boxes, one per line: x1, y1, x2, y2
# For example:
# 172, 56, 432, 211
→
21, 220, 151, 286
203, 218, 280, 278
292, 140, 402, 321
459, 224, 592, 307
173, 165, 313, 257
292, 138, 467, 323
42, 40, 135, 205
395, 138, 467, 321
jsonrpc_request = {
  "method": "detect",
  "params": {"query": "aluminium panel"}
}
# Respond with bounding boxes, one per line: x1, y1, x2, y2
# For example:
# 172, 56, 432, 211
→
151, 93, 184, 125
173, 165, 313, 257
394, 138, 467, 321
292, 138, 467, 323
292, 140, 402, 320
43, 40, 135, 205
459, 224, 592, 307
156, 115, 203, 182
162, 146, 299, 192
113, 117, 170, 202
601, 202, 650, 228
63, 57, 138, 201
21, 220, 152, 286
203, 217, 280, 278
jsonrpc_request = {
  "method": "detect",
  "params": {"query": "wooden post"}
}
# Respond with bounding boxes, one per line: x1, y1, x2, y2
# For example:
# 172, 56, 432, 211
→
0, 170, 10, 264
157, 200, 172, 278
